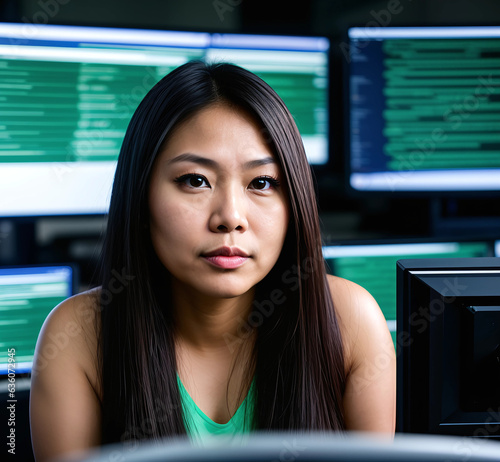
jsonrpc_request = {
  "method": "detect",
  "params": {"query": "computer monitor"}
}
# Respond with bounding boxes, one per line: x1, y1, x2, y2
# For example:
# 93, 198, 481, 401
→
397, 257, 500, 437
322, 239, 495, 347
0, 23, 330, 217
345, 26, 500, 194
0, 264, 75, 375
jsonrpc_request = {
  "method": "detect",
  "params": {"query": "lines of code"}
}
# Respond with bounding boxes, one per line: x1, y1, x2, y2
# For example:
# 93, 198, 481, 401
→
382, 39, 500, 171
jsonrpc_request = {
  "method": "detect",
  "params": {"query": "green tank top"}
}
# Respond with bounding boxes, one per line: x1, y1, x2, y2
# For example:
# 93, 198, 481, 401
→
176, 372, 257, 446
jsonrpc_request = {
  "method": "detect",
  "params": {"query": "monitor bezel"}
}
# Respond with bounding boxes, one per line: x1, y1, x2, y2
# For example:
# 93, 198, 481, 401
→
396, 257, 500, 437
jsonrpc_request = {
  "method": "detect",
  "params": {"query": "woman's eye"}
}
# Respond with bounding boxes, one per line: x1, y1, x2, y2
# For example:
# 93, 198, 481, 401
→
175, 174, 210, 188
249, 177, 280, 191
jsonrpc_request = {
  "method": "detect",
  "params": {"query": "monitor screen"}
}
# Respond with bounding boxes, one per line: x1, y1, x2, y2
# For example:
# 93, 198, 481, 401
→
322, 240, 494, 347
0, 23, 329, 217
0, 265, 75, 375
396, 257, 500, 437
346, 26, 500, 193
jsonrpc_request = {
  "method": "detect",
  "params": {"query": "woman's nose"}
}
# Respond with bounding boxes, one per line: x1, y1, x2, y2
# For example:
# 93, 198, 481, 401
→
208, 186, 248, 233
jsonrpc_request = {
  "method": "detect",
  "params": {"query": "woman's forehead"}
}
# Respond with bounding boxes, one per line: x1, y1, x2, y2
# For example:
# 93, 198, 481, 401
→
156, 104, 279, 168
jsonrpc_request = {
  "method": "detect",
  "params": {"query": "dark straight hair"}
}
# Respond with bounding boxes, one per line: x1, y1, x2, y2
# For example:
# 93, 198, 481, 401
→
97, 60, 346, 444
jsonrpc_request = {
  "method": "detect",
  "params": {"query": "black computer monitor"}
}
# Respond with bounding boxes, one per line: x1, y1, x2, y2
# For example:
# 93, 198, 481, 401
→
344, 26, 500, 195
0, 22, 330, 217
322, 239, 495, 348
0, 264, 76, 376
396, 257, 500, 437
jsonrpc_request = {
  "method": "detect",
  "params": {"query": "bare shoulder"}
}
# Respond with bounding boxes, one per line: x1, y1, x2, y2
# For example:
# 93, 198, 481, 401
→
32, 287, 102, 395
326, 274, 392, 372
45, 286, 100, 322
30, 287, 103, 461
326, 274, 382, 318
40, 287, 101, 350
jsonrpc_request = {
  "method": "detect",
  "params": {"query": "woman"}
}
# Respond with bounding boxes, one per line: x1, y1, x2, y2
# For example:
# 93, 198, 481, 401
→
30, 61, 395, 461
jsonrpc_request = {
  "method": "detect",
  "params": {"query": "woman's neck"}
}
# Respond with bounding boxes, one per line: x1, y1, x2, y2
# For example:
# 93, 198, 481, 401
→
171, 280, 256, 355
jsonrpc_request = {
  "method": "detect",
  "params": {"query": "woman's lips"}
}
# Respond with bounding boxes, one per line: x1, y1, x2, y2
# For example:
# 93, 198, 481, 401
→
202, 255, 249, 269
202, 246, 250, 269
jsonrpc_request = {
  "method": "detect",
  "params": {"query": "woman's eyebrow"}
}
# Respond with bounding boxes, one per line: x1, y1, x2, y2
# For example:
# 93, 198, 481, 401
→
243, 157, 276, 169
166, 153, 276, 170
166, 153, 218, 169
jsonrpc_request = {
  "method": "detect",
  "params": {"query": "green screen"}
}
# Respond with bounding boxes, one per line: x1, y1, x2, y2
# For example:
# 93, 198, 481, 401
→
0, 267, 72, 373
0, 46, 202, 163
0, 37, 328, 165
382, 38, 500, 171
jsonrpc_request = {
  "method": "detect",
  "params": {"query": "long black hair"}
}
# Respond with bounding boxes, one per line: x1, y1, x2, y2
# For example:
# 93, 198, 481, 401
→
97, 60, 346, 444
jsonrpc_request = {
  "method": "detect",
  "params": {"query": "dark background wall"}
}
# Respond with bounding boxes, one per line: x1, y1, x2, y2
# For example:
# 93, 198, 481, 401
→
0, 0, 499, 289
9, 0, 500, 33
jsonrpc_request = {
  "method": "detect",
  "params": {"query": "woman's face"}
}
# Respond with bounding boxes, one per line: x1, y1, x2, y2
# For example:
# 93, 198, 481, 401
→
148, 104, 290, 300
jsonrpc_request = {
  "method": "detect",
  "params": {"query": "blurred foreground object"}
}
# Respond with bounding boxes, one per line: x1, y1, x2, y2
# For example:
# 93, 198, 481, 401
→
61, 431, 500, 462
